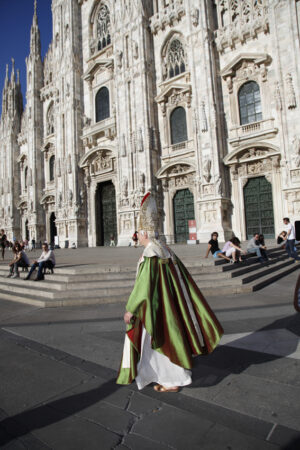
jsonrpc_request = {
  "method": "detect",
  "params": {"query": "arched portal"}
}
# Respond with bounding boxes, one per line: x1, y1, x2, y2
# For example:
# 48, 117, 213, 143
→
95, 181, 117, 246
50, 212, 57, 245
173, 189, 195, 243
243, 176, 275, 239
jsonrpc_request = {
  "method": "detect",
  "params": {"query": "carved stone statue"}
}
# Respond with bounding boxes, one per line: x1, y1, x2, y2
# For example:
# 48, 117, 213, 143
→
292, 136, 300, 167
116, 50, 123, 69
203, 158, 212, 183
122, 176, 128, 197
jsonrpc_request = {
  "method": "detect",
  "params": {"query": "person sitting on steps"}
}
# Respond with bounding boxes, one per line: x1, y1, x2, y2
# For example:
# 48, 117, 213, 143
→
7, 242, 30, 278
25, 242, 56, 281
205, 232, 230, 262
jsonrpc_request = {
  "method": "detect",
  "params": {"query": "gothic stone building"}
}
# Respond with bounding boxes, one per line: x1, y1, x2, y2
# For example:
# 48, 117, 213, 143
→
1, 0, 300, 247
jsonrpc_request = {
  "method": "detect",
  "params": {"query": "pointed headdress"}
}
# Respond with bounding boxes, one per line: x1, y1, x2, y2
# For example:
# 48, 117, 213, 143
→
138, 192, 159, 233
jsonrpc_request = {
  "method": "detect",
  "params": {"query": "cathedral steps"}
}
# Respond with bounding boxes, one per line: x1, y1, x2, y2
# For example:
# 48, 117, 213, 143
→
0, 246, 298, 307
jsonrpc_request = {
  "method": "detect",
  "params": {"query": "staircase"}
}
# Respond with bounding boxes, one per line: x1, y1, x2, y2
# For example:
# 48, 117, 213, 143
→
0, 246, 298, 307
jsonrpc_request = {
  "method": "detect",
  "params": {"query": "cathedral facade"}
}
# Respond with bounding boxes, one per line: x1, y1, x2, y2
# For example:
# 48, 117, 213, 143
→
1, 0, 300, 247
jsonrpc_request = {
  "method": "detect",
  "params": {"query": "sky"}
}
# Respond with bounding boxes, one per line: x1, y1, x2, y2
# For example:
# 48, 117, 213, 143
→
0, 0, 52, 116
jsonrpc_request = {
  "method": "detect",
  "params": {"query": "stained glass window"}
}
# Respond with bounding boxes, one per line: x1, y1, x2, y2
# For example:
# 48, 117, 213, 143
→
95, 87, 110, 123
238, 81, 262, 125
170, 107, 187, 144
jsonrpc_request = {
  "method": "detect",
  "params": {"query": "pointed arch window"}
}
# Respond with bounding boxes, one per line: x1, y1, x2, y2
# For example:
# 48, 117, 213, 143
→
95, 87, 110, 123
46, 103, 55, 135
238, 81, 262, 125
49, 155, 55, 182
170, 107, 187, 144
97, 4, 111, 51
167, 39, 186, 79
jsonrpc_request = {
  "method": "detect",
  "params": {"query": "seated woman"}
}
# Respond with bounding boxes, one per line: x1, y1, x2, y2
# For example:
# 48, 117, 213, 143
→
222, 237, 246, 263
7, 242, 30, 278
277, 231, 287, 249
205, 232, 230, 262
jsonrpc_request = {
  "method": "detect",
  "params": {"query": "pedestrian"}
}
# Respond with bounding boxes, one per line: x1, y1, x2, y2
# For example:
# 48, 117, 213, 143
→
110, 235, 116, 247
222, 237, 246, 263
31, 237, 36, 250
283, 217, 300, 263
0, 229, 7, 260
7, 242, 30, 278
117, 193, 223, 392
132, 231, 138, 248
205, 231, 230, 262
247, 232, 268, 263
25, 242, 56, 281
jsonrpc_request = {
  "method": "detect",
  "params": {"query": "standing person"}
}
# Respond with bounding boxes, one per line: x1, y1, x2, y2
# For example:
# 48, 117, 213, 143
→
7, 242, 30, 278
132, 231, 138, 248
117, 193, 223, 392
0, 229, 7, 260
283, 217, 300, 262
247, 232, 268, 262
25, 243, 56, 281
205, 232, 230, 262
31, 237, 36, 251
110, 235, 116, 247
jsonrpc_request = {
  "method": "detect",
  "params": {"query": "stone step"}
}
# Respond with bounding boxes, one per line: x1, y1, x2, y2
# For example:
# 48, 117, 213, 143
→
241, 262, 300, 292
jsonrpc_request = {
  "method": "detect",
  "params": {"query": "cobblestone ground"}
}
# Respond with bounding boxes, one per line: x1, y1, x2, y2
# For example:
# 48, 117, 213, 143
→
0, 245, 299, 449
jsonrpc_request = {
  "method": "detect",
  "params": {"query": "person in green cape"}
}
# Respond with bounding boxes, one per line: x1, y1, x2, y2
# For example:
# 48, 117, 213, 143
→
116, 193, 224, 392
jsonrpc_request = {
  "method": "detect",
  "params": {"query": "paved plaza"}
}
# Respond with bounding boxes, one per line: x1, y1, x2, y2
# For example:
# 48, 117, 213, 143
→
0, 245, 299, 449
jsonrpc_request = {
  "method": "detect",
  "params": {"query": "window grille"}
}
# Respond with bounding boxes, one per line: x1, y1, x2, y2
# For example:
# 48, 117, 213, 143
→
170, 107, 187, 145
238, 81, 262, 125
95, 87, 110, 123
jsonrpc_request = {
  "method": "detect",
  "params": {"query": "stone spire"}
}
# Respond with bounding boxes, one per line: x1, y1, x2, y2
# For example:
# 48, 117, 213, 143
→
4, 64, 9, 89
11, 58, 15, 84
30, 0, 41, 56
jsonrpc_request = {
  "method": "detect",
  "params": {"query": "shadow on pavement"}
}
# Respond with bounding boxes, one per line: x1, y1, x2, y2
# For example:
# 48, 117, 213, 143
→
0, 378, 120, 446
192, 313, 300, 388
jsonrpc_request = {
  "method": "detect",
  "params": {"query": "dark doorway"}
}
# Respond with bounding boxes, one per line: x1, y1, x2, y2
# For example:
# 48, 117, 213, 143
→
25, 220, 29, 241
50, 212, 57, 245
244, 176, 275, 239
96, 181, 117, 246
173, 189, 195, 243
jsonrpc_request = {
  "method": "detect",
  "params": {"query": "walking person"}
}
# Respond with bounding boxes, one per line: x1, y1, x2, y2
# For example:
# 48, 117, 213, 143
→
117, 193, 223, 392
7, 242, 30, 278
25, 242, 56, 281
0, 229, 7, 260
132, 231, 138, 248
283, 218, 300, 263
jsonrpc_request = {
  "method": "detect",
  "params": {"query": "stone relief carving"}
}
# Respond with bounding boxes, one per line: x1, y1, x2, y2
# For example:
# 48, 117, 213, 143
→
241, 148, 267, 159
150, 1, 186, 35
93, 150, 112, 173
292, 136, 300, 167
285, 73, 297, 109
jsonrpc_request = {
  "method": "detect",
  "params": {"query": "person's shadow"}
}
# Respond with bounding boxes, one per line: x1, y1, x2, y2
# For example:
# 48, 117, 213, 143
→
191, 313, 300, 388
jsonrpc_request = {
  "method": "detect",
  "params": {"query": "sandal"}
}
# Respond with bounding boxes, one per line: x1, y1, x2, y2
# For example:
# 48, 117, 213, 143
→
153, 384, 179, 393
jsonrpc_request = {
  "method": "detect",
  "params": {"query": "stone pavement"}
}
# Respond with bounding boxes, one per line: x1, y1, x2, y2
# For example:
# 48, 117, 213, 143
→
0, 246, 299, 449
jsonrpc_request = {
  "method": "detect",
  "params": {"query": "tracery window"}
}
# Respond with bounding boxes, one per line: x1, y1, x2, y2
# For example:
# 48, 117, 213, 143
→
46, 103, 55, 136
49, 155, 55, 182
97, 4, 111, 52
170, 107, 187, 144
238, 81, 262, 125
95, 87, 110, 123
167, 39, 186, 79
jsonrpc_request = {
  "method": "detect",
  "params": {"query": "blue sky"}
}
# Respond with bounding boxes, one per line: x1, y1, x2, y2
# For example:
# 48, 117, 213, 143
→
0, 0, 52, 116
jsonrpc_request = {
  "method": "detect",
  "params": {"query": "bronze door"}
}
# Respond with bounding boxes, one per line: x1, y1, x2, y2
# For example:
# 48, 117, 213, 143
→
244, 176, 275, 239
173, 189, 195, 243
96, 181, 117, 246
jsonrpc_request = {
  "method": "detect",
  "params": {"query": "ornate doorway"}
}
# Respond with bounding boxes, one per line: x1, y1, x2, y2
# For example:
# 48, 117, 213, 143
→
50, 212, 57, 245
244, 176, 275, 239
173, 189, 195, 243
96, 181, 117, 246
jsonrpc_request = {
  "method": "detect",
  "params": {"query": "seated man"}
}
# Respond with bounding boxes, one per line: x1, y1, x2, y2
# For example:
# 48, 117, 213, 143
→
247, 233, 268, 262
25, 242, 56, 281
7, 242, 30, 278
